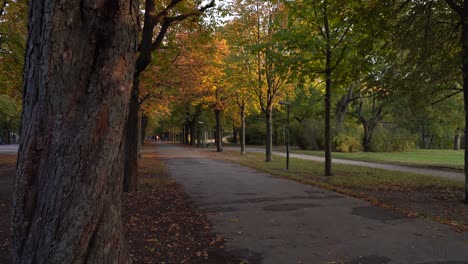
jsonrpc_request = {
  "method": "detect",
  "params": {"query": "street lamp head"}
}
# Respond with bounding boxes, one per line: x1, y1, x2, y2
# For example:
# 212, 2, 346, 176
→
198, 121, 204, 124
279, 100, 291, 106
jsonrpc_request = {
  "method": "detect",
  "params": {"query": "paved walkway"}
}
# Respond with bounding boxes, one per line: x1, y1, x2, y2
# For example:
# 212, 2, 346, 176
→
155, 143, 468, 264
0, 144, 19, 154
223, 146, 465, 182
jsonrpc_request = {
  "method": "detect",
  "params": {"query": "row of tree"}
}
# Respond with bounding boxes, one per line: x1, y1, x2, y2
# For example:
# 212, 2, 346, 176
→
151, 0, 465, 177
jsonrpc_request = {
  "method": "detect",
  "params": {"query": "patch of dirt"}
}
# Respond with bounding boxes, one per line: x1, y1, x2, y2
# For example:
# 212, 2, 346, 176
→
0, 150, 238, 263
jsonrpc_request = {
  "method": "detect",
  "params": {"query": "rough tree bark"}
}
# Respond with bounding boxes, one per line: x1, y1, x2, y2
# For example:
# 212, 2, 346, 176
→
12, 0, 137, 262
123, 79, 139, 192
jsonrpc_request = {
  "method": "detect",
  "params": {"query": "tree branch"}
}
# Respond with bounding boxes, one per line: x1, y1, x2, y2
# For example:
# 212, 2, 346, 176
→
431, 90, 463, 105
151, 0, 215, 51
138, 93, 153, 107
445, 0, 464, 16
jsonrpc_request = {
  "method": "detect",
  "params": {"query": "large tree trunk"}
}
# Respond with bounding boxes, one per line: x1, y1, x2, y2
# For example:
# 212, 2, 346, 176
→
462, 5, 468, 202
324, 55, 332, 175
265, 110, 273, 162
362, 123, 372, 152
141, 115, 148, 146
123, 80, 139, 193
325, 67, 332, 175
215, 109, 223, 152
324, 1, 332, 176
12, 0, 137, 262
137, 113, 142, 154
241, 107, 246, 155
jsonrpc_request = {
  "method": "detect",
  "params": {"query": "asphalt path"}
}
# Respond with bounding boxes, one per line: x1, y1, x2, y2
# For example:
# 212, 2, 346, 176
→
156, 143, 468, 264
222, 146, 465, 182
0, 145, 18, 155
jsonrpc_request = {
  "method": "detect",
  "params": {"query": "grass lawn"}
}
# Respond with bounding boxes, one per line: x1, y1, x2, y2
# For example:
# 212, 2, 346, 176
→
291, 149, 464, 170
210, 150, 467, 230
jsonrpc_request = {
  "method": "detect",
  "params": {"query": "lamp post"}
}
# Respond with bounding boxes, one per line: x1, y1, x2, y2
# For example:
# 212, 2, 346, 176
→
279, 100, 291, 170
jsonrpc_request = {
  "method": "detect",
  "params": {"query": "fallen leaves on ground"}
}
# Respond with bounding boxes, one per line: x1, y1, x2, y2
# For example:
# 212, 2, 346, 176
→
0, 150, 237, 263
123, 151, 234, 264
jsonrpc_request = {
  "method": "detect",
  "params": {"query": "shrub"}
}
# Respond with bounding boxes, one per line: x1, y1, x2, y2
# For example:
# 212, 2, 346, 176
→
291, 119, 324, 150
370, 128, 417, 152
335, 130, 362, 152
245, 122, 265, 145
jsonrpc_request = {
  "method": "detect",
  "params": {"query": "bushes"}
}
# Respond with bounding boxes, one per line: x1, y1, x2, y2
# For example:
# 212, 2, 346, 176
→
370, 128, 417, 152
290, 118, 417, 153
291, 119, 324, 150
245, 122, 265, 145
334, 130, 362, 152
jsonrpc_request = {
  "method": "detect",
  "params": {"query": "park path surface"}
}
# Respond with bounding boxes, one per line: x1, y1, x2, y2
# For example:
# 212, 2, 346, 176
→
0, 144, 19, 154
155, 143, 468, 264
223, 146, 465, 182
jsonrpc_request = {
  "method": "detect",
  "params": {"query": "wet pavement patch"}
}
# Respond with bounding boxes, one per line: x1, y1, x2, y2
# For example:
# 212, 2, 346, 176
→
204, 207, 238, 213
263, 203, 319, 212
352, 206, 408, 221
205, 195, 336, 206
346, 255, 391, 264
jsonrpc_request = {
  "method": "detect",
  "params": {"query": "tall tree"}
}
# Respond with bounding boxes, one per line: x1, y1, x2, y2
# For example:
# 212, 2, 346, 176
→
12, 0, 137, 262
222, 13, 257, 155
444, 0, 468, 202
283, 0, 354, 175
209, 40, 230, 152
231, 0, 290, 161
123, 0, 215, 192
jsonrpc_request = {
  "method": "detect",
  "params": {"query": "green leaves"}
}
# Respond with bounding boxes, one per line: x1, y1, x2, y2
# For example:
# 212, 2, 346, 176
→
0, 94, 20, 130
